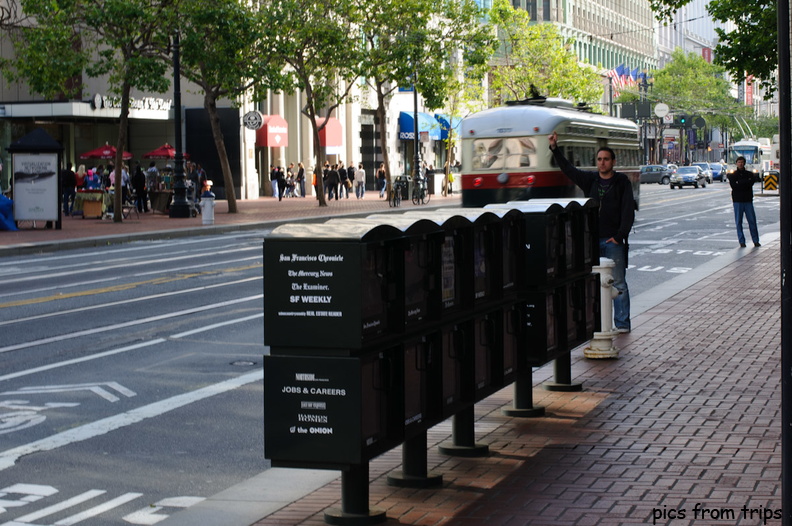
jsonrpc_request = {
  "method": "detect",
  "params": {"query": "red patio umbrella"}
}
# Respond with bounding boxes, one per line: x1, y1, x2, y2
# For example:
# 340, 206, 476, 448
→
80, 143, 133, 160
142, 143, 190, 160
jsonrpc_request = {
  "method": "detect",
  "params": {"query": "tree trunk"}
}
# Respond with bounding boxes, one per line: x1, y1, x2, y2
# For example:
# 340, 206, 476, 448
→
375, 83, 393, 199
204, 91, 238, 213
300, 83, 328, 207
112, 80, 131, 223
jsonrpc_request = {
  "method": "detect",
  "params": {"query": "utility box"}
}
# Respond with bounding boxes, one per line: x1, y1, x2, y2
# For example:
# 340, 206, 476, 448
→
522, 287, 564, 366
531, 198, 599, 277
263, 350, 403, 469
264, 222, 406, 352
401, 333, 443, 439
489, 202, 564, 289
471, 310, 502, 399
359, 216, 445, 332
501, 303, 524, 386
439, 323, 471, 418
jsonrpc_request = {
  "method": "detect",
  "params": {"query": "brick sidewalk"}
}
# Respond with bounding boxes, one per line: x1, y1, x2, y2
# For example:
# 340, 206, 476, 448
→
252, 243, 781, 526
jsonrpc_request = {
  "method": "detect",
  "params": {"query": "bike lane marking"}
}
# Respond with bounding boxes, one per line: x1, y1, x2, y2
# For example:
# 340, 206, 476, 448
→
0, 370, 262, 472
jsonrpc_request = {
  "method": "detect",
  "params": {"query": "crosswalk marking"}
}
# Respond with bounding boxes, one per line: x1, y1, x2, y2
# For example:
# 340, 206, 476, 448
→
7, 490, 105, 523
54, 493, 142, 525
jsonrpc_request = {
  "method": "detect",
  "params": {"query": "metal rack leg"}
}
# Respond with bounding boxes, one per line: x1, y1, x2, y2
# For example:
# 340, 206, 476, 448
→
437, 406, 489, 457
503, 370, 546, 417
387, 431, 443, 488
324, 463, 386, 525
543, 352, 583, 392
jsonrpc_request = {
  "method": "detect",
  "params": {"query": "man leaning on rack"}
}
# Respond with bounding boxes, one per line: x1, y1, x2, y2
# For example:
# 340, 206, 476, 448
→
548, 131, 635, 334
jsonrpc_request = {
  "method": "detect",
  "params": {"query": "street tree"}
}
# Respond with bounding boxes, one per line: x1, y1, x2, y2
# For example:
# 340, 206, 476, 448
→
2, 0, 176, 223
266, 0, 362, 207
652, 48, 748, 131
647, 0, 777, 95
358, 0, 494, 197
179, 0, 288, 213
488, 0, 602, 104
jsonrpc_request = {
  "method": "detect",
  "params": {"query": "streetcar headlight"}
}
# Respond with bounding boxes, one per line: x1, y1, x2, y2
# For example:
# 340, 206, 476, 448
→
497, 172, 509, 184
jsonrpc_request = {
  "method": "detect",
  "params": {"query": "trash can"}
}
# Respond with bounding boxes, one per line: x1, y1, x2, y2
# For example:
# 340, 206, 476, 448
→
200, 190, 215, 225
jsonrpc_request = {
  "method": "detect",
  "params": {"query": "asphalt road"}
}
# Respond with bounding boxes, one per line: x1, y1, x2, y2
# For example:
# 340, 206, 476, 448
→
0, 185, 780, 525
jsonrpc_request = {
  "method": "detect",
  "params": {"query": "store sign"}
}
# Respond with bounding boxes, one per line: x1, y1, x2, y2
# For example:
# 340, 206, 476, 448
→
91, 93, 172, 112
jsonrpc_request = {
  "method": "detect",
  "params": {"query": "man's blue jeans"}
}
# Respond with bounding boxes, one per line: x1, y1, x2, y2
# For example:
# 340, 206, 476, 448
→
733, 201, 759, 245
600, 238, 630, 331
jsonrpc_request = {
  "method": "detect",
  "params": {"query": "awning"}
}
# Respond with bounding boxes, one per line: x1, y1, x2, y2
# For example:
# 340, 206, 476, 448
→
256, 115, 289, 147
434, 114, 462, 141
315, 117, 342, 147
398, 112, 442, 141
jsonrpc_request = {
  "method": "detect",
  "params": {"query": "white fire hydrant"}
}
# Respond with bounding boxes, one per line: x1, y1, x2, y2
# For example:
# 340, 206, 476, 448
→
584, 257, 620, 359
200, 188, 215, 226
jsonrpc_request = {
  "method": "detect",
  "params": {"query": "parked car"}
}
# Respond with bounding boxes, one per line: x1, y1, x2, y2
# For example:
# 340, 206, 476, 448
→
640, 165, 671, 185
691, 162, 714, 184
670, 166, 707, 189
710, 163, 726, 182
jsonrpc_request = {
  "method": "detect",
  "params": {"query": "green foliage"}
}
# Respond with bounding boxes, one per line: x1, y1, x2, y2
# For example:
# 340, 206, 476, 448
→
648, 0, 777, 95
179, 0, 287, 101
652, 48, 750, 136
487, 0, 602, 105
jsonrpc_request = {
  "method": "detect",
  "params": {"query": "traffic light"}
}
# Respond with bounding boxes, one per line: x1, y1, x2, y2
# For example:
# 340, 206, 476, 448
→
679, 114, 687, 126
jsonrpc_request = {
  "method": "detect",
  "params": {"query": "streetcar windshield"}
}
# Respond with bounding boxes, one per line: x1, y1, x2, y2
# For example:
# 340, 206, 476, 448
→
728, 147, 760, 165
471, 137, 537, 170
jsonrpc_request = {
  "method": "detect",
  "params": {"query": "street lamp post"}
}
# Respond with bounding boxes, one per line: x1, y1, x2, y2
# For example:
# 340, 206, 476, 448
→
412, 70, 421, 186
169, 31, 190, 218
639, 75, 650, 164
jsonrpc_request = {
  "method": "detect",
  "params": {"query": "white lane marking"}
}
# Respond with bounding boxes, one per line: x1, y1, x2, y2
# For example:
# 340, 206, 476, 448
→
0, 277, 261, 328
0, 484, 58, 512
1, 383, 136, 403
9, 490, 105, 523
0, 259, 261, 301
54, 493, 143, 525
0, 295, 262, 354
123, 497, 206, 525
1, 245, 261, 282
0, 231, 265, 270
0, 309, 261, 384
0, 341, 166, 384
171, 314, 263, 339
0, 371, 262, 472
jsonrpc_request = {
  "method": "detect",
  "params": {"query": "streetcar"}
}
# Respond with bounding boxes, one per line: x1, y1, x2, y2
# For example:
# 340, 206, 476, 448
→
726, 139, 764, 180
459, 97, 641, 208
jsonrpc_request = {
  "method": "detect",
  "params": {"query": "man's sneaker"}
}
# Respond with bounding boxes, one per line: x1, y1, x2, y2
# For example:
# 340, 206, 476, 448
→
755, 242, 761, 247
740, 243, 747, 247
616, 327, 630, 334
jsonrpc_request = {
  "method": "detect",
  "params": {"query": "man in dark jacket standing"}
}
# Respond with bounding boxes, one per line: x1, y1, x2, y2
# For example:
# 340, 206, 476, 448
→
61, 162, 77, 216
549, 131, 635, 333
727, 156, 760, 248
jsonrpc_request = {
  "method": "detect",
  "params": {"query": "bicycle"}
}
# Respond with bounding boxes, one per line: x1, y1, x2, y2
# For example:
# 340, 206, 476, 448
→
411, 176, 430, 205
390, 178, 406, 207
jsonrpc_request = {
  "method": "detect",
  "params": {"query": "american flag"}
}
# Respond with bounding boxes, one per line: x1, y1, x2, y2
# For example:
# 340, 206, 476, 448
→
607, 64, 624, 97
